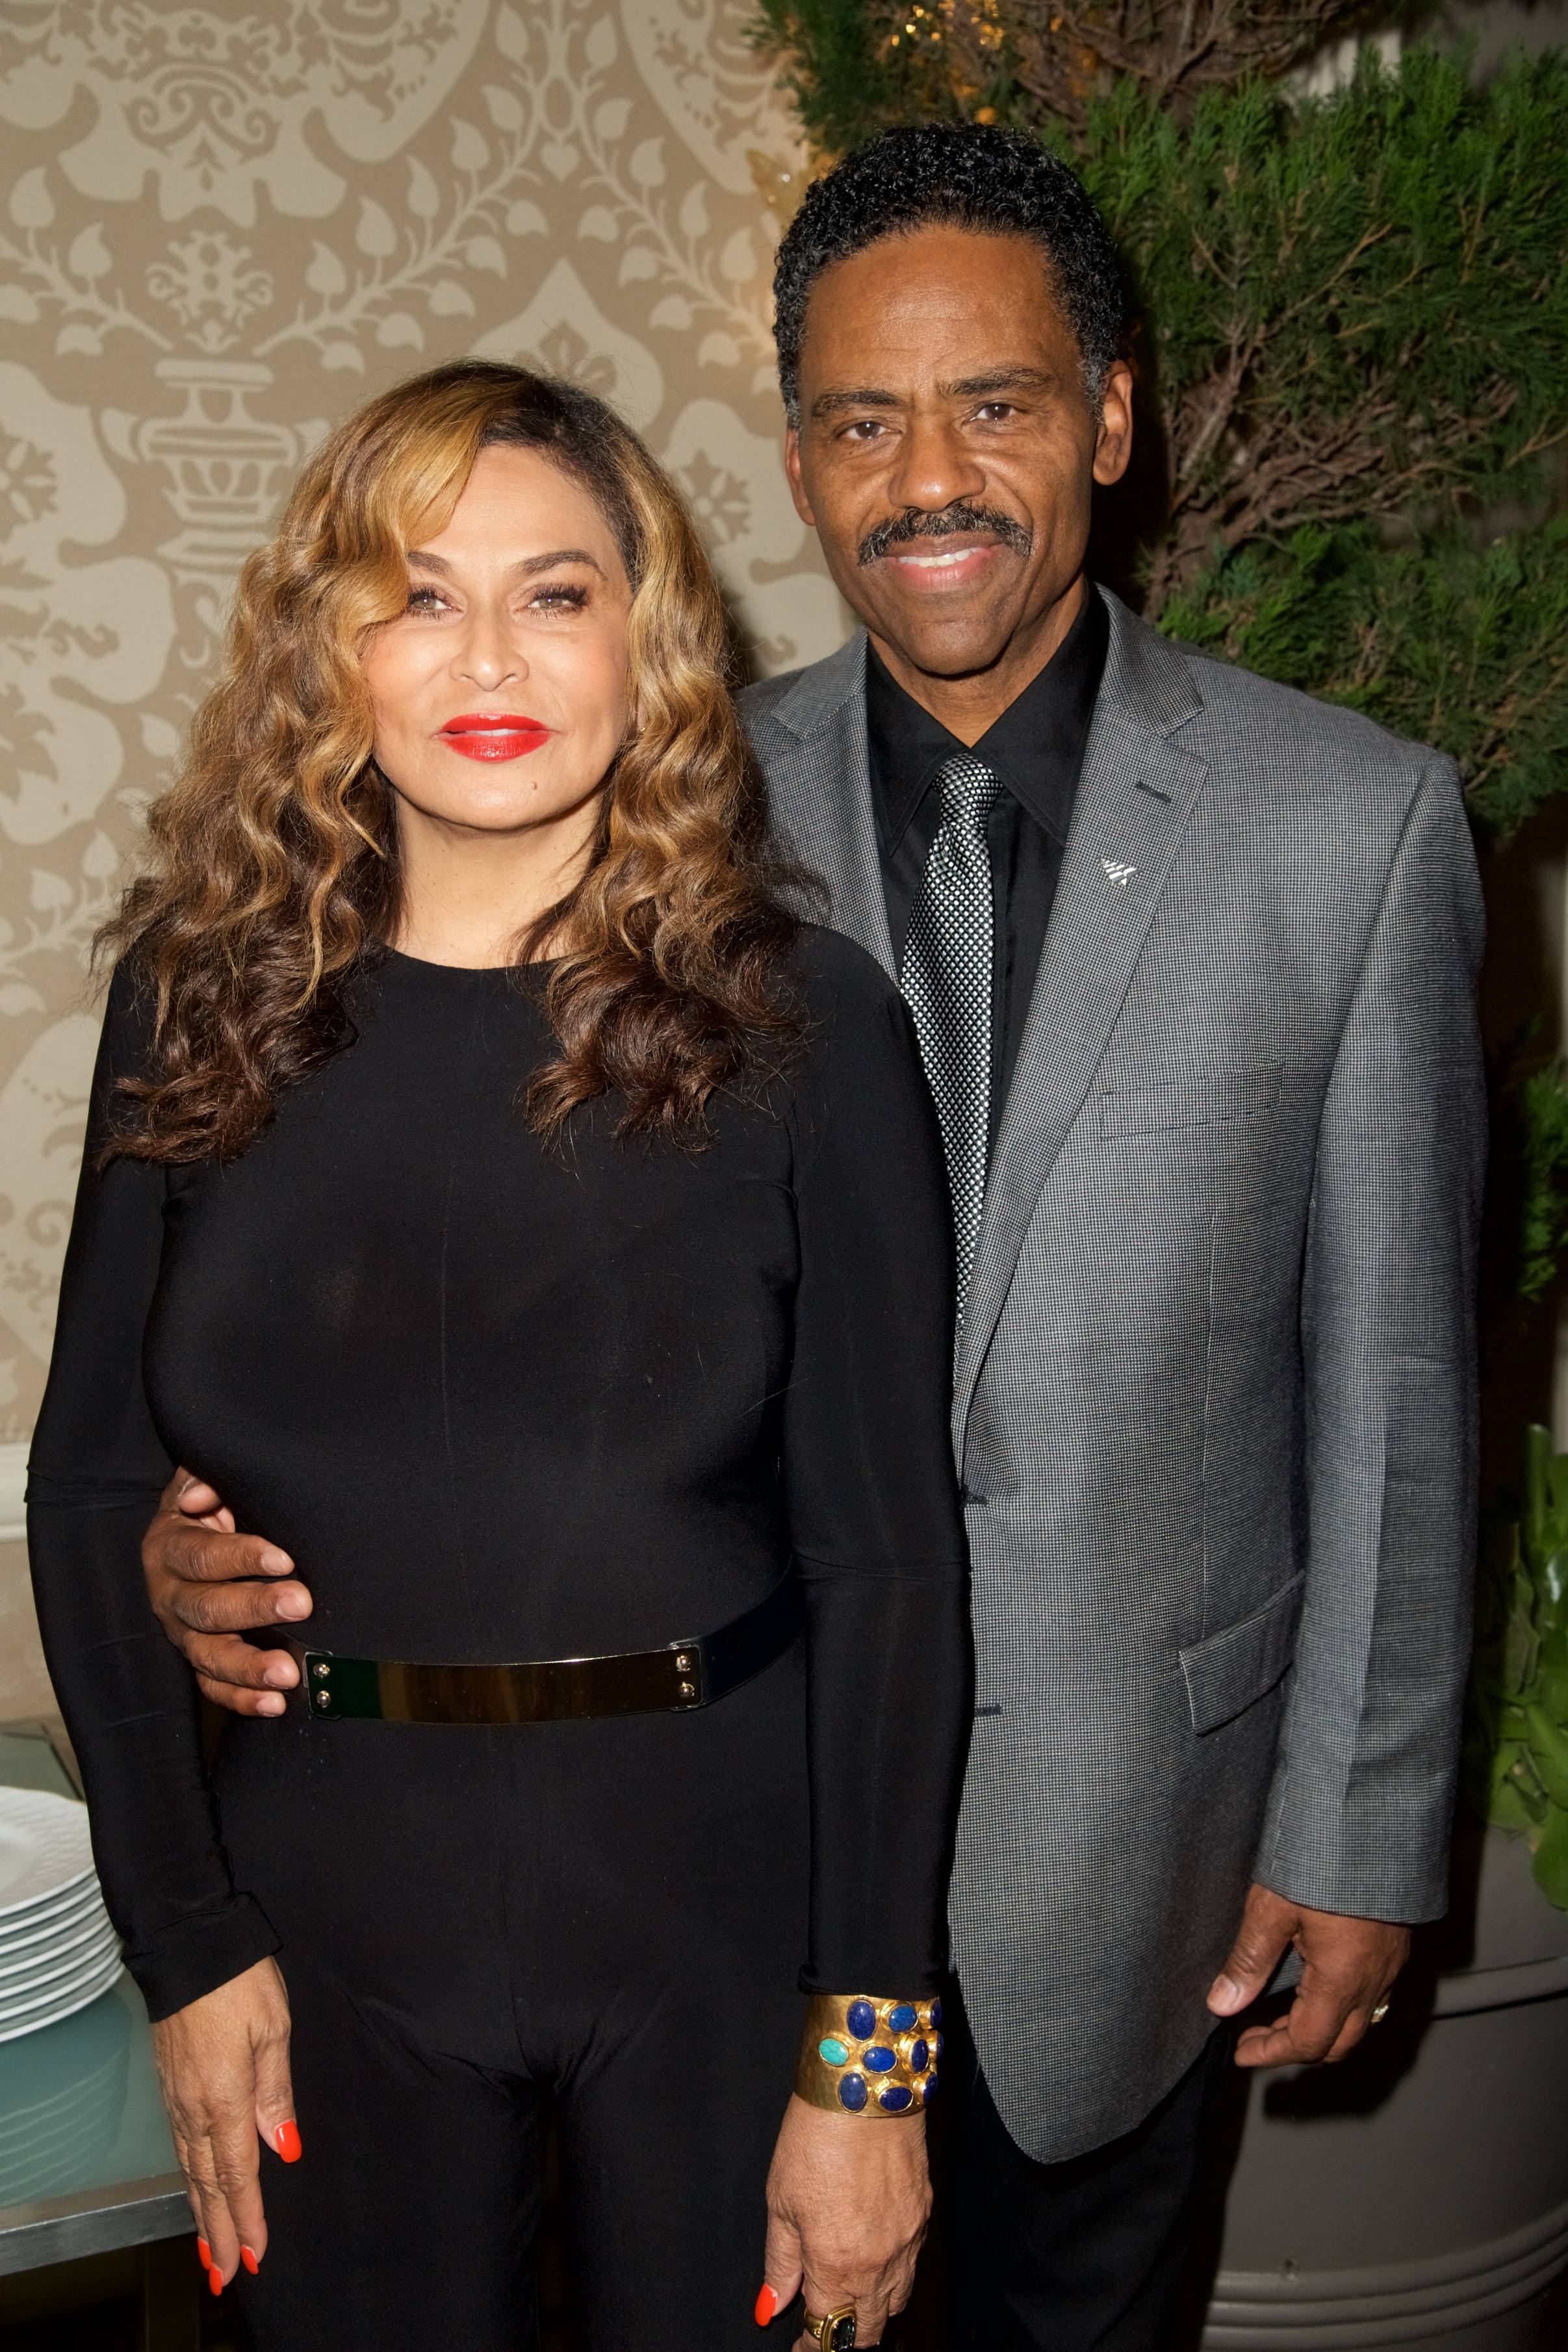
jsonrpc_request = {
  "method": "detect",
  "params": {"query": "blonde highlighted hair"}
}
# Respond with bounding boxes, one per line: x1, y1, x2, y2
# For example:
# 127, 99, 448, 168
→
100, 360, 801, 1160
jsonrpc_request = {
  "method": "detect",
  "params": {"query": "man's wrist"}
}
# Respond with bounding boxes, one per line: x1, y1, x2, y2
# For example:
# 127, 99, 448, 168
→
793, 1993, 942, 2117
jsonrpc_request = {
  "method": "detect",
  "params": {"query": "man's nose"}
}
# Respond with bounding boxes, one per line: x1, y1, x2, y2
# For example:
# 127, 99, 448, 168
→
884, 413, 987, 513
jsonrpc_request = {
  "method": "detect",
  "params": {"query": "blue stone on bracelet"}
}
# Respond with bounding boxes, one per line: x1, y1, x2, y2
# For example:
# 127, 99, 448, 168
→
909, 2039, 929, 2071
846, 1999, 877, 2039
930, 1997, 943, 2026
839, 2073, 869, 2112
878, 2082, 914, 2112
888, 2003, 918, 2032
818, 2037, 849, 2066
921, 2073, 939, 2105
864, 2045, 896, 2073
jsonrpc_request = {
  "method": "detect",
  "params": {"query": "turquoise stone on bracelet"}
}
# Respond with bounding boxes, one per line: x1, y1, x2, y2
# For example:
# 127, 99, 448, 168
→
819, 2037, 849, 2065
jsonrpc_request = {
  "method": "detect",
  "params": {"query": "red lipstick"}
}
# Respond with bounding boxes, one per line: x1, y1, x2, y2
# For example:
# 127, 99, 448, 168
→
438, 712, 551, 762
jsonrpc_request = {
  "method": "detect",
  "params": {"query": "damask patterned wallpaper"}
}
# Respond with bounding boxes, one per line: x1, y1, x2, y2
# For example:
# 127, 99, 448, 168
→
0, 1, 844, 1506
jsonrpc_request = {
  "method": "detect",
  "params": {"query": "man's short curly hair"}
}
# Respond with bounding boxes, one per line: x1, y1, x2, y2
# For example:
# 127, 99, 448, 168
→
773, 124, 1125, 426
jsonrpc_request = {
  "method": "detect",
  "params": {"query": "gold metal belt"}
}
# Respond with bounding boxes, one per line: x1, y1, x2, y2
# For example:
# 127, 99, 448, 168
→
294, 1571, 803, 1725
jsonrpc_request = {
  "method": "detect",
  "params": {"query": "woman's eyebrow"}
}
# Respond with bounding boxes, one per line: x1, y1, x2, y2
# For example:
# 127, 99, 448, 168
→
403, 547, 606, 577
514, 548, 606, 578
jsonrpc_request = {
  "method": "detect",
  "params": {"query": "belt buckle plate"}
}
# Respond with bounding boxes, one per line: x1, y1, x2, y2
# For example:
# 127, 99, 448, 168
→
669, 1641, 704, 1709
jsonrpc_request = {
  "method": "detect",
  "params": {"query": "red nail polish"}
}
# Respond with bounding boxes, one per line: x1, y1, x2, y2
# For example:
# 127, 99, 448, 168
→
754, 2284, 780, 2325
241, 2245, 260, 2275
196, 2237, 211, 2269
208, 2266, 224, 2297
273, 2119, 302, 2162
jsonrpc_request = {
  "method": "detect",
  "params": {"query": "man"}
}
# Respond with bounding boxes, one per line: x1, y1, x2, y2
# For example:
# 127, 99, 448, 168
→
135, 127, 1484, 2349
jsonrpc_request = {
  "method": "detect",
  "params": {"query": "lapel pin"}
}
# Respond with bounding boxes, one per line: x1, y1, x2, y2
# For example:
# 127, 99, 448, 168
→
1103, 860, 1137, 886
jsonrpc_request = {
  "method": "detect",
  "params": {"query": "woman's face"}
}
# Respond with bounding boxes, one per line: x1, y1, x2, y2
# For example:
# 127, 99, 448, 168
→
362, 443, 633, 846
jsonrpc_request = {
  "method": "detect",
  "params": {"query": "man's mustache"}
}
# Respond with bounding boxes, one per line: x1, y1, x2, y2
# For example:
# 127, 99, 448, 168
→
857, 502, 1033, 567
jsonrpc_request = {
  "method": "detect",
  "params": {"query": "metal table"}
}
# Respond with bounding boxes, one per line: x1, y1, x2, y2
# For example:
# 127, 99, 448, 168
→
0, 1724, 197, 2346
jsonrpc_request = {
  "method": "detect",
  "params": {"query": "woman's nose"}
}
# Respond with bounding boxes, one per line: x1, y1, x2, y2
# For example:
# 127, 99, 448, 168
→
453, 607, 525, 691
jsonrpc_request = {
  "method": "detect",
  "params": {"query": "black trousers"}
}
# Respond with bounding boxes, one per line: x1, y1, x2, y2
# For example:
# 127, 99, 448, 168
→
211, 1656, 811, 2351
942, 2002, 1232, 2352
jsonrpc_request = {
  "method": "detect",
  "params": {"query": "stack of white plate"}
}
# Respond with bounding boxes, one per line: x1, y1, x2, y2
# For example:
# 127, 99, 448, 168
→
0, 1787, 120, 2045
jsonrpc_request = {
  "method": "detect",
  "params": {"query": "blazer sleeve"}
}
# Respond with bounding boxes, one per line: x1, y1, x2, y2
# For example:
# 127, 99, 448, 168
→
1255, 761, 1486, 1922
780, 948, 973, 1993
27, 966, 279, 2019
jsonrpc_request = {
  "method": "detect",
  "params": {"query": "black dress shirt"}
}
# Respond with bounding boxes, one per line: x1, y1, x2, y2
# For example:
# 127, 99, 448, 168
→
866, 584, 1109, 1150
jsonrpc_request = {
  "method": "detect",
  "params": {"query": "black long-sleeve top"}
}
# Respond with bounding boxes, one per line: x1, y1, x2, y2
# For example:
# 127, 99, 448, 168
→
27, 927, 971, 2022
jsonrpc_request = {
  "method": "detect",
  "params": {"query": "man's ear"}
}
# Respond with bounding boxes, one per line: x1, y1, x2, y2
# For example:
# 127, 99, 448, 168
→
784, 426, 817, 528
1091, 360, 1135, 489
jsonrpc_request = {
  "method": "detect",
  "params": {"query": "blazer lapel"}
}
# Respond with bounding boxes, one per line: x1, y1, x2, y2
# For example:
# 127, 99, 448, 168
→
758, 633, 895, 977
953, 592, 1211, 1437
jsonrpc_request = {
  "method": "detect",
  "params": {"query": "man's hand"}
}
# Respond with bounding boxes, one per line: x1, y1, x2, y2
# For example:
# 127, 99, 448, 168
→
142, 1471, 311, 1718
1207, 1881, 1409, 2067
759, 2095, 930, 2346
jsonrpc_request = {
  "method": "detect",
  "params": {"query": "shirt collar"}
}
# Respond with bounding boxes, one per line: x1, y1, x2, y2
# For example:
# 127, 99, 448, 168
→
865, 584, 1110, 855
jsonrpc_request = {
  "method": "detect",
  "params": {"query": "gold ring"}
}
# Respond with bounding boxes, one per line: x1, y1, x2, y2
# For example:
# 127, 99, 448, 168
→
802, 2308, 858, 2349
1370, 1997, 1391, 2026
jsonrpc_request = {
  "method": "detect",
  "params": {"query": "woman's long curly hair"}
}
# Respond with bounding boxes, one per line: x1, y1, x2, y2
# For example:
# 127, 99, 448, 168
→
99, 360, 803, 1161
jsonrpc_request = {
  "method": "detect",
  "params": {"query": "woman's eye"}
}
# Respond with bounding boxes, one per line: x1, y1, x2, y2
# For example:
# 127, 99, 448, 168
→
530, 585, 589, 613
406, 586, 449, 614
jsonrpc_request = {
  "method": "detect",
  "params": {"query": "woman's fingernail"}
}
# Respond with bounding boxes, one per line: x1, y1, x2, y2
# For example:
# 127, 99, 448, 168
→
241, 2245, 261, 2275
272, 2119, 302, 2162
196, 2237, 211, 2269
754, 2284, 780, 2325
207, 2266, 224, 2297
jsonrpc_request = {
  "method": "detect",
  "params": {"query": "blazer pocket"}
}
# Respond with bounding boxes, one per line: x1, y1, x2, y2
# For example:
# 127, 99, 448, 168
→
1098, 1065, 1281, 1139
1179, 1573, 1305, 1735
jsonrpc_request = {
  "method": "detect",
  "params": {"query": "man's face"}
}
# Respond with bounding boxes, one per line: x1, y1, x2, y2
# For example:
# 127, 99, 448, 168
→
784, 225, 1133, 686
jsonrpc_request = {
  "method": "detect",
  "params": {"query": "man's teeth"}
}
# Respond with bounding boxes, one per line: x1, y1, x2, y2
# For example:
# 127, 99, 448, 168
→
897, 547, 979, 566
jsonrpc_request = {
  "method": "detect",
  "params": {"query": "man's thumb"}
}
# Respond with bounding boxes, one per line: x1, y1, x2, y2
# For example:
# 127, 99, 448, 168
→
754, 2209, 802, 2329
1208, 1895, 1292, 2016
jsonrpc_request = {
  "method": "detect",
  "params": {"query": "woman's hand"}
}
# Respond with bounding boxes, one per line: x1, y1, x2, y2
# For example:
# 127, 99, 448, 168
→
760, 2094, 931, 2345
148, 1956, 299, 2293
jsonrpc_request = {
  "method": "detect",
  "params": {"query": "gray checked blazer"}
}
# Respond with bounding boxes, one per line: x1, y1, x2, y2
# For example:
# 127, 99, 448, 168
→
740, 586, 1486, 2164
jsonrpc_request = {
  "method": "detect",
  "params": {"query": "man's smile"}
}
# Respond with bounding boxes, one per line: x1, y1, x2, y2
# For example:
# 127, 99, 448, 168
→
882, 540, 1010, 591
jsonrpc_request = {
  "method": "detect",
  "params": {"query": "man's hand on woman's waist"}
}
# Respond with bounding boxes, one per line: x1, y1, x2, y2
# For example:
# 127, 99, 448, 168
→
142, 1469, 310, 1716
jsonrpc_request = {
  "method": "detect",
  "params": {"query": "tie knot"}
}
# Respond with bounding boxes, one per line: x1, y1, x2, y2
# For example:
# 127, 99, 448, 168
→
936, 754, 1000, 835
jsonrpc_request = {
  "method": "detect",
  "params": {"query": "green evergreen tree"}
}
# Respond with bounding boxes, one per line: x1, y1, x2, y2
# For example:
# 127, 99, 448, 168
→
749, 8, 1568, 834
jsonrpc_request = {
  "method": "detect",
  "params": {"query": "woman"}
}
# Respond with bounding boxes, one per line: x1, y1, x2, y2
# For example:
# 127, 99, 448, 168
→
27, 362, 969, 2351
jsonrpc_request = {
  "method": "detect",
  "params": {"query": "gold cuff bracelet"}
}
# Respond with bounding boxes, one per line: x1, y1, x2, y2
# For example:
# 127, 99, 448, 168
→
794, 1993, 942, 2117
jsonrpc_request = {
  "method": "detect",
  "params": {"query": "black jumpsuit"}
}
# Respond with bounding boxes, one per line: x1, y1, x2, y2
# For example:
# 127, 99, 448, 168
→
27, 927, 971, 2351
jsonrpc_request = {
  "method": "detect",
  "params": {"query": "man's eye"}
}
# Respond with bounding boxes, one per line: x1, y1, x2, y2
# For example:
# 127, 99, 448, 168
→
843, 419, 889, 443
974, 402, 1019, 421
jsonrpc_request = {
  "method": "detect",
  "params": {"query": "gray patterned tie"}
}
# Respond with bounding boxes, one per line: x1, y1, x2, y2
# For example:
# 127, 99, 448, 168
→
900, 755, 1001, 1308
